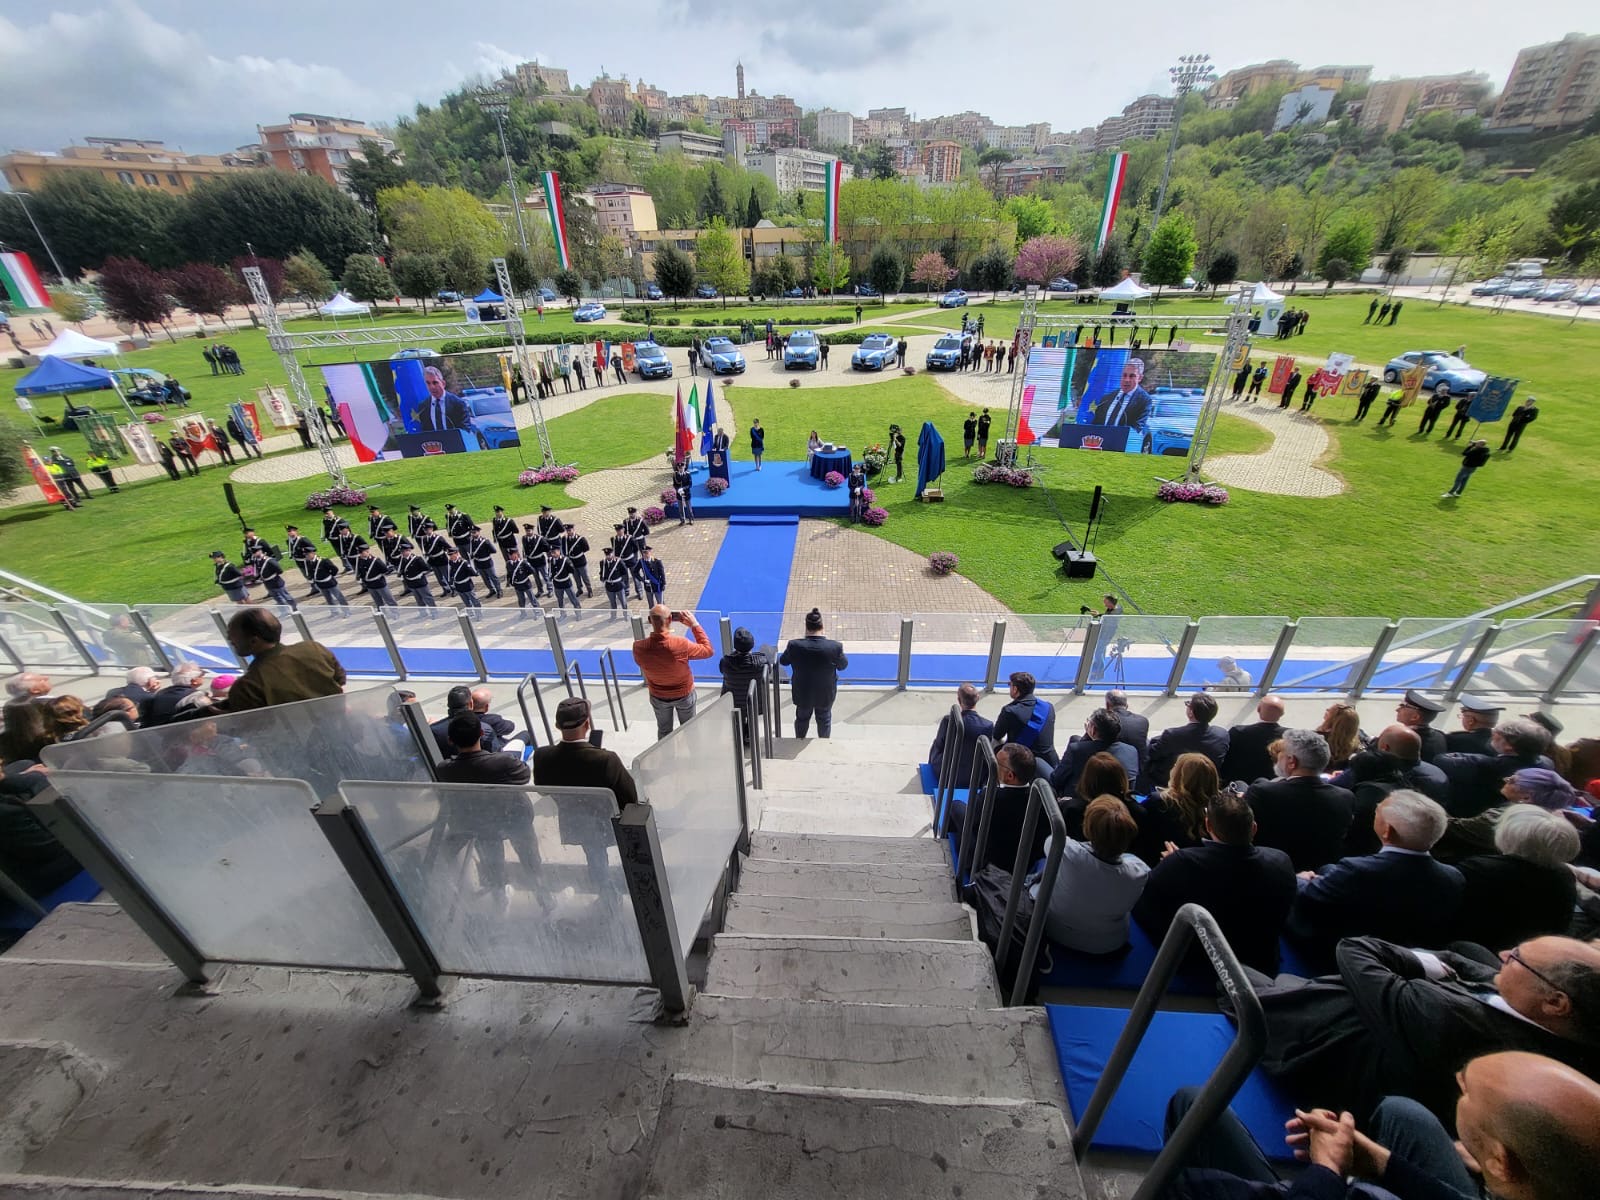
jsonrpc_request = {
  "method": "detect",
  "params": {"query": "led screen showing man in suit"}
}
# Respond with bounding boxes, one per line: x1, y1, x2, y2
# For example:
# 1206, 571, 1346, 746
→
1035, 347, 1216, 456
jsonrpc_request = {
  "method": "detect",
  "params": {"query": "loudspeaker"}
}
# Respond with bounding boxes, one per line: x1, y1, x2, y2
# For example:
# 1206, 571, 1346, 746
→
1051, 540, 1075, 561
1062, 551, 1099, 579
223, 481, 240, 516
1087, 484, 1103, 524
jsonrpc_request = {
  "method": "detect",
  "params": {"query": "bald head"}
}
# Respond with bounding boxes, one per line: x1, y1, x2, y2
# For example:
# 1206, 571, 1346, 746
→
1376, 723, 1422, 764
1494, 936, 1600, 1042
1455, 1052, 1600, 1200
648, 604, 672, 632
1256, 694, 1285, 723
470, 687, 493, 713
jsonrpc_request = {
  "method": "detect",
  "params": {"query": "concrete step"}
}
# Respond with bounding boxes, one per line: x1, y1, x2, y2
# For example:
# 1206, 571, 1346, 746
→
736, 859, 956, 903
722, 895, 973, 940
747, 829, 948, 866
756, 790, 934, 839
758, 759, 925, 794
704, 934, 996, 1007
682, 995, 1067, 1105
768, 733, 933, 762
641, 1075, 1084, 1199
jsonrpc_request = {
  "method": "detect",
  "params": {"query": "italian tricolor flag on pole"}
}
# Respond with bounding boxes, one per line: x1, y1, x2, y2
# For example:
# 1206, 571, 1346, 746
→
0, 251, 50, 311
823, 160, 843, 244
541, 171, 571, 270
1094, 153, 1129, 255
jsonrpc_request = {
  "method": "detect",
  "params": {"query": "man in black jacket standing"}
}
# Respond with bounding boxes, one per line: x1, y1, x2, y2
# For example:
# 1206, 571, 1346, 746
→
1220, 693, 1285, 785
779, 608, 848, 739
1243, 728, 1355, 871
1146, 692, 1229, 789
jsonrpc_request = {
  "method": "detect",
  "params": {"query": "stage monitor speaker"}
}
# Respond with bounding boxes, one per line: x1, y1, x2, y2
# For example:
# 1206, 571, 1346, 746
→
223, 482, 240, 516
1051, 540, 1075, 561
1088, 484, 1104, 523
1062, 551, 1099, 579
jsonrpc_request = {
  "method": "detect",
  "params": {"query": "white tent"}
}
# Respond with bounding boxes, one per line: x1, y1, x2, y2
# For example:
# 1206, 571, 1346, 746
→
318, 292, 371, 316
1224, 281, 1285, 306
38, 328, 119, 358
1099, 277, 1153, 301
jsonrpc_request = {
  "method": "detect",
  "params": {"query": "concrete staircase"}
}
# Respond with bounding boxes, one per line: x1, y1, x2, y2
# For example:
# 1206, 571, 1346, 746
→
639, 721, 1086, 1199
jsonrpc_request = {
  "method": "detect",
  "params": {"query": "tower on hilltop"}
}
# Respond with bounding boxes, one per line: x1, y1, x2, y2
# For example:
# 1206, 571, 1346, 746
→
737, 62, 745, 101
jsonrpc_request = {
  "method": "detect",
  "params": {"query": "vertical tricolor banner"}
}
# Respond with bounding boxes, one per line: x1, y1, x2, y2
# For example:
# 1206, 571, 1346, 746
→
0, 251, 50, 310
1094, 153, 1128, 255
673, 384, 695, 463
541, 172, 571, 270
823, 159, 843, 245
21, 444, 66, 505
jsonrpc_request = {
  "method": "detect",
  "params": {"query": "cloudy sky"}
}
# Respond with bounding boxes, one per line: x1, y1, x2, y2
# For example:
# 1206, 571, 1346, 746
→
1, 0, 1594, 157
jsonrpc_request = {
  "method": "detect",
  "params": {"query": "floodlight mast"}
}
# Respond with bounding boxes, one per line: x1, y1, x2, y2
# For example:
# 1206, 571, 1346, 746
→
1148, 54, 1216, 245
477, 89, 532, 267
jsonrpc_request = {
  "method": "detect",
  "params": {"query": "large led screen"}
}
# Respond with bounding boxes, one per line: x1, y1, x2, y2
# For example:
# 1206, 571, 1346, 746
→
319, 352, 522, 462
1019, 344, 1217, 457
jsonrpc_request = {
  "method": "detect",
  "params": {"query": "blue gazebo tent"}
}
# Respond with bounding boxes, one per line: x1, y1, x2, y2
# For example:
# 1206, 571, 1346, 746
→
13, 355, 115, 396
471, 289, 505, 303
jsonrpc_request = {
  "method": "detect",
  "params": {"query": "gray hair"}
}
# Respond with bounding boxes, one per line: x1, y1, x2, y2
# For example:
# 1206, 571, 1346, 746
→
1281, 729, 1330, 773
1378, 789, 1449, 850
126, 666, 156, 687
1495, 806, 1580, 868
170, 662, 206, 686
5, 673, 42, 699
957, 683, 981, 711
1494, 716, 1549, 759
1125, 357, 1145, 377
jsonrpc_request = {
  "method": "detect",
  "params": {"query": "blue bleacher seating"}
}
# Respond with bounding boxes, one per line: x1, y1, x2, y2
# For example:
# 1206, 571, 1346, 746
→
0, 869, 104, 933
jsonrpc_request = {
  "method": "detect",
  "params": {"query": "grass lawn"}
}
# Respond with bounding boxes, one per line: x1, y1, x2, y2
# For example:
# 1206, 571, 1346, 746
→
3, 291, 1595, 617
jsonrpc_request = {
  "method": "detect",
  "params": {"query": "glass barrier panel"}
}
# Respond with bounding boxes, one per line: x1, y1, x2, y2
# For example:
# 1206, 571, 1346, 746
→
1178, 616, 1290, 692
728, 612, 904, 685
1274, 617, 1396, 693
292, 604, 393, 678
339, 781, 650, 983
43, 685, 427, 798
544, 607, 642, 678
628, 692, 742, 952
1078, 614, 1189, 692
1369, 617, 1491, 694
52, 603, 162, 671
1458, 619, 1598, 696
908, 612, 1000, 684
131, 603, 257, 672
51, 772, 402, 970
996, 613, 1089, 688
0, 603, 88, 670
463, 606, 554, 678
380, 606, 476, 677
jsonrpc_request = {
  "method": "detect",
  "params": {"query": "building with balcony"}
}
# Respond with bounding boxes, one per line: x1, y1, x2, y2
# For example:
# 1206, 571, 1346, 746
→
722, 118, 799, 149
1297, 64, 1372, 91
585, 183, 659, 242
1490, 32, 1600, 131
256, 114, 396, 193
816, 110, 855, 148
588, 75, 636, 127
1206, 59, 1301, 108
919, 140, 963, 184
655, 129, 726, 164
744, 148, 850, 193
0, 137, 265, 195
1119, 95, 1175, 141
1360, 73, 1492, 135
995, 159, 1071, 197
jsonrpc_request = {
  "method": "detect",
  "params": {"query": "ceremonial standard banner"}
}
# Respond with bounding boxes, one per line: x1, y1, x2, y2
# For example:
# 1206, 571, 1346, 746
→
1267, 355, 1296, 395
1338, 368, 1370, 398
1469, 376, 1518, 424
257, 386, 297, 428
1399, 363, 1427, 406
21, 444, 66, 505
0, 251, 50, 311
120, 421, 161, 465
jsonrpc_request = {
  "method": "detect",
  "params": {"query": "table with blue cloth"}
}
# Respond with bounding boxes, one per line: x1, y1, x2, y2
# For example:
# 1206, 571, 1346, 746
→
810, 446, 852, 480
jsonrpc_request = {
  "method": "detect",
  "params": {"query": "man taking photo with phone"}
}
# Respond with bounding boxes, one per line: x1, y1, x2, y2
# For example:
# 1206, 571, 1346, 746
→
631, 605, 715, 739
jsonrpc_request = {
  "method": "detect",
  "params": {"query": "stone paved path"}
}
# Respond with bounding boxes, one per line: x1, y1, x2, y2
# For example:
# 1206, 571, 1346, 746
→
1199, 396, 1345, 498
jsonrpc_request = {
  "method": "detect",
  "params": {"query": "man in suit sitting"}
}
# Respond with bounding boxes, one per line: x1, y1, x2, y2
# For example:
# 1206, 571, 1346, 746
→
417, 365, 472, 432
1133, 790, 1296, 977
1220, 693, 1285, 785
1437, 717, 1552, 818
1244, 728, 1355, 872
779, 608, 849, 739
433, 713, 538, 899
1394, 688, 1449, 762
928, 682, 994, 787
1445, 695, 1502, 756
1090, 356, 1153, 428
1287, 790, 1464, 969
1051, 706, 1138, 798
1331, 724, 1451, 854
531, 697, 640, 885
1105, 689, 1150, 791
959, 743, 1048, 874
993, 670, 1059, 768
1146, 692, 1229, 790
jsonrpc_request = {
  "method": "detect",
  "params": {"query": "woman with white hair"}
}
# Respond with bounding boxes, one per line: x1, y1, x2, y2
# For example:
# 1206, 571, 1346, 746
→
1453, 806, 1579, 950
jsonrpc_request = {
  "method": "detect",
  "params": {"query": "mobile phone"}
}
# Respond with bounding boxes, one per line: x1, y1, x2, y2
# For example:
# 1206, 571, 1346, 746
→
588, 728, 604, 749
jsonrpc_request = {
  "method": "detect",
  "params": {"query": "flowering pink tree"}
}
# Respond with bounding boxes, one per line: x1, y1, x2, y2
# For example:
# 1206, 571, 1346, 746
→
911, 251, 956, 293
1013, 234, 1084, 286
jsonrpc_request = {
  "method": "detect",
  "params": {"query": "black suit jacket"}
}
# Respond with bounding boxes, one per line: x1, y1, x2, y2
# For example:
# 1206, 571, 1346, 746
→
1243, 775, 1355, 872
928, 709, 995, 786
1133, 840, 1297, 977
1113, 710, 1150, 790
1050, 735, 1138, 798
434, 748, 529, 786
1415, 724, 1448, 763
418, 392, 472, 432
994, 695, 1059, 767
1287, 850, 1464, 962
1454, 853, 1578, 951
1091, 385, 1152, 428
531, 739, 639, 812
1146, 721, 1229, 790
1435, 751, 1543, 818
779, 636, 848, 709
1219, 720, 1283, 785
1444, 727, 1494, 756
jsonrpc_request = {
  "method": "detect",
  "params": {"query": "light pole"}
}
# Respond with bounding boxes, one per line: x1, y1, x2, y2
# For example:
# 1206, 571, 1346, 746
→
1147, 54, 1216, 245
476, 89, 531, 268
7, 191, 67, 280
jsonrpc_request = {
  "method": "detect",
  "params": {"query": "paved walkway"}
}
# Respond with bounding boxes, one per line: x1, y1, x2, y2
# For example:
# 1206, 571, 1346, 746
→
1200, 396, 1346, 498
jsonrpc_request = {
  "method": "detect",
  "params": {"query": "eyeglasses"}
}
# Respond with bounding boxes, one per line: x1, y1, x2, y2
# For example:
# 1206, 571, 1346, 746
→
1506, 947, 1566, 995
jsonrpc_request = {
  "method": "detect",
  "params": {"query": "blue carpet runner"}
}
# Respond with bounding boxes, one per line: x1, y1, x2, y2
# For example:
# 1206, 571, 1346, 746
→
691, 514, 800, 671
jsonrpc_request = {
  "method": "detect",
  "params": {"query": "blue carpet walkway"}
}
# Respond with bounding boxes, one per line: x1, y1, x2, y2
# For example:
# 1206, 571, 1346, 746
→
691, 514, 800, 670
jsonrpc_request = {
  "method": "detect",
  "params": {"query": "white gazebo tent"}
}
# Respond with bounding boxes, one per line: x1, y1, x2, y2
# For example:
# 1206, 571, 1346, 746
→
1223, 281, 1284, 306
38, 328, 120, 358
1099, 277, 1153, 302
318, 292, 372, 318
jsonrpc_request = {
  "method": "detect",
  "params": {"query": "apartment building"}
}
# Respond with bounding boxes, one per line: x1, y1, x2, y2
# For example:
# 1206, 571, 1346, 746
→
744, 148, 851, 193
655, 130, 725, 163
586, 184, 659, 241
1491, 32, 1600, 131
1, 137, 263, 195
919, 140, 963, 184
514, 61, 571, 94
256, 114, 395, 192
816, 109, 855, 147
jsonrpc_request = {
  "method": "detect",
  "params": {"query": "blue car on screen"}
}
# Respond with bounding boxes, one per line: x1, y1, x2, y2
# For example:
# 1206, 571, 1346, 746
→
1140, 388, 1206, 456
461, 388, 522, 450
925, 334, 963, 371
634, 341, 673, 379
572, 303, 607, 322
852, 333, 896, 370
783, 330, 821, 369
939, 289, 969, 308
702, 337, 746, 374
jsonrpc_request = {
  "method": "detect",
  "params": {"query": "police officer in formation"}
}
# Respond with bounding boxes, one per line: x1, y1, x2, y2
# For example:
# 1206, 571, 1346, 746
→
406, 504, 431, 538
561, 522, 593, 597
446, 504, 475, 552
640, 546, 665, 606
376, 528, 411, 567
253, 549, 297, 609
330, 521, 366, 574
672, 459, 694, 524
620, 507, 650, 598
463, 525, 504, 599
443, 548, 481, 608
520, 523, 552, 597
354, 546, 397, 608
419, 522, 452, 589
306, 550, 349, 606
212, 551, 248, 603
285, 525, 317, 591
367, 505, 397, 540
599, 546, 630, 618
547, 546, 581, 613
395, 544, 438, 608
242, 527, 273, 563
492, 506, 518, 561
506, 548, 539, 609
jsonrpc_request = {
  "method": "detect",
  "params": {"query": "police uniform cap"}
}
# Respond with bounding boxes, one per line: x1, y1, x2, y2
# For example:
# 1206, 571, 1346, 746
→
1458, 695, 1503, 715
1401, 689, 1445, 714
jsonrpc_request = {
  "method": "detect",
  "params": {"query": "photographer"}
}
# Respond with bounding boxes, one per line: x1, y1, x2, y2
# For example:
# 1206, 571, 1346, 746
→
1084, 594, 1122, 682
631, 605, 714, 740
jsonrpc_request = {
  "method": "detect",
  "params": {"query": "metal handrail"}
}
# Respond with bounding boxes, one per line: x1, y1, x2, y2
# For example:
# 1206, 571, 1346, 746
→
954, 737, 1000, 885
758, 664, 775, 758
561, 661, 589, 704
744, 677, 763, 791
994, 779, 1066, 1006
933, 704, 961, 832
515, 672, 554, 746
1072, 904, 1267, 1200
596, 648, 626, 731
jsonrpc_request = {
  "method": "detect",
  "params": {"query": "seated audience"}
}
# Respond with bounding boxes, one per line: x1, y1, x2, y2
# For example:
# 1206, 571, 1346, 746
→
470, 686, 526, 757
1287, 790, 1463, 966
434, 713, 539, 897
1060, 750, 1133, 842
962, 743, 1049, 873
1454, 807, 1580, 951
1037, 793, 1149, 954
1219, 693, 1285, 785
1161, 1050, 1600, 1200
140, 663, 207, 727
4, 673, 51, 702
105, 666, 161, 707
1331, 724, 1452, 851
1437, 717, 1554, 817
1315, 701, 1365, 770
1394, 688, 1449, 762
1132, 751, 1218, 868
1050, 707, 1136, 798
88, 694, 140, 731
42, 695, 89, 742
927, 682, 993, 786
207, 675, 235, 707
1146, 692, 1229, 790
172, 718, 266, 777
1435, 766, 1584, 862
1244, 729, 1355, 871
992, 671, 1057, 767
430, 686, 502, 760
1104, 689, 1150, 791
0, 698, 54, 765
531, 698, 640, 885
1562, 735, 1599, 790
1445, 695, 1502, 756
1524, 710, 1569, 777
1133, 790, 1296, 976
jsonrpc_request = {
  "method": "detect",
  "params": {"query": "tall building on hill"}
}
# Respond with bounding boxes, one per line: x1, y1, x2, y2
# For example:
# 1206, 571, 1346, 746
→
1206, 60, 1301, 108
744, 148, 850, 193
816, 109, 855, 147
919, 140, 962, 184
1119, 95, 1175, 140
0, 137, 264, 195
655, 129, 724, 163
514, 61, 570, 94
585, 183, 658, 241
588, 75, 635, 126
1360, 72, 1492, 134
256, 114, 396, 193
1298, 64, 1372, 91
737, 62, 745, 102
1490, 33, 1600, 131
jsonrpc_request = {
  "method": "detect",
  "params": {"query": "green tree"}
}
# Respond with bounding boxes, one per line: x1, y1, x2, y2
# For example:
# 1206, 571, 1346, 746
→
699, 171, 730, 227
50, 290, 93, 327
1548, 181, 1600, 265
502, 246, 536, 296
1318, 216, 1374, 282
773, 255, 800, 291
553, 268, 584, 304
811, 243, 851, 296
969, 245, 1014, 296
443, 243, 486, 294
0, 422, 31, 494
1092, 239, 1127, 288
0, 173, 183, 275
175, 172, 369, 271
1004, 194, 1056, 243
653, 245, 696, 308
597, 234, 629, 292
340, 254, 395, 303
1381, 247, 1411, 285
378, 182, 504, 262
865, 245, 904, 297
1320, 258, 1352, 290
1205, 249, 1239, 292
1368, 166, 1442, 252
392, 251, 446, 311
868, 144, 898, 180
745, 189, 763, 228
1142, 213, 1199, 298
282, 249, 335, 303
344, 139, 409, 214
977, 147, 1015, 199
695, 217, 749, 306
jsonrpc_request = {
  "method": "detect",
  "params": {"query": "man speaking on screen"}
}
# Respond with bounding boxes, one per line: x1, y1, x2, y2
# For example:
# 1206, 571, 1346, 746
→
1092, 356, 1152, 428
417, 365, 472, 432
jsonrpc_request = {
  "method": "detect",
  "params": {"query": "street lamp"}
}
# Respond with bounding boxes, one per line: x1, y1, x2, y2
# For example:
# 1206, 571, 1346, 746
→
475, 89, 531, 268
6, 191, 67, 280
1147, 54, 1216, 244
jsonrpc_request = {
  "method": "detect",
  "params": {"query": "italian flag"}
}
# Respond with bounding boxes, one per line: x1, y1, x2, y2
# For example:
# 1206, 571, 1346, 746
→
673, 384, 695, 463
0, 251, 50, 311
823, 159, 843, 244
1094, 153, 1129, 255
541, 171, 571, 270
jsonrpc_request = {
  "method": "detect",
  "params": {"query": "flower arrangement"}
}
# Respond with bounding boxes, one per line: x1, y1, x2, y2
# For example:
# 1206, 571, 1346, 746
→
972, 463, 1034, 488
519, 465, 580, 486
643, 505, 666, 525
660, 487, 678, 505
788, 378, 801, 388
862, 444, 887, 475
706, 477, 729, 496
862, 505, 889, 526
142, 412, 167, 424
823, 470, 845, 488
305, 485, 368, 510
928, 551, 959, 575
1157, 481, 1230, 506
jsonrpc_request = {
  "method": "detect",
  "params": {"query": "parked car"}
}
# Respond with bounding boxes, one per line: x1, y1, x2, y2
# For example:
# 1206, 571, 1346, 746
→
1382, 350, 1486, 398
854, 282, 880, 297
633, 341, 673, 380
1470, 279, 1510, 296
1534, 281, 1576, 302
925, 335, 964, 370
462, 389, 519, 450
642, 283, 663, 301
783, 285, 804, 299
938, 289, 969, 308
695, 284, 719, 299
701, 336, 745, 374
392, 347, 440, 359
538, 287, 558, 303
1502, 279, 1542, 299
1574, 286, 1600, 306
1141, 388, 1207, 456
436, 290, 461, 303
851, 333, 897, 371
572, 303, 607, 322
783, 329, 821, 369
1047, 278, 1078, 294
